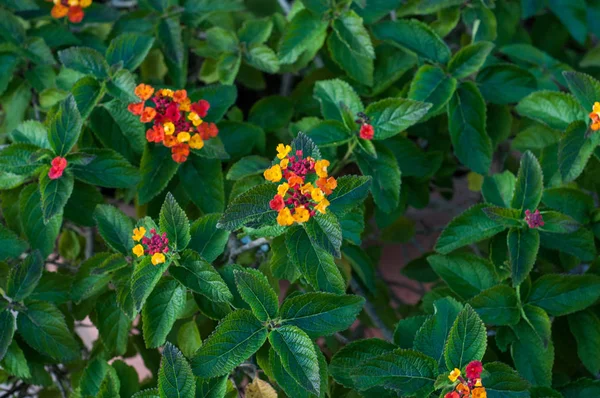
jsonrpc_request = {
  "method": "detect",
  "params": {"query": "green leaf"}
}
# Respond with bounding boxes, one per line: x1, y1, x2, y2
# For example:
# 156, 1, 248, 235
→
226, 156, 270, 180
245, 44, 280, 74
286, 225, 345, 294
563, 71, 600, 112
330, 338, 396, 389
189, 84, 237, 124
238, 17, 273, 45
342, 244, 376, 293
249, 96, 293, 132
95, 292, 132, 356
131, 256, 171, 313
516, 91, 587, 130
234, 268, 279, 322
10, 120, 51, 149
0, 223, 28, 261
559, 121, 599, 183
39, 169, 74, 223
106, 34, 155, 70
481, 362, 531, 397
511, 151, 544, 214
538, 211, 580, 234
171, 250, 232, 303
372, 19, 450, 63
409, 65, 457, 119
106, 69, 139, 103
568, 310, 600, 376
313, 79, 363, 123
58, 47, 109, 79
72, 76, 105, 119
468, 285, 520, 326
188, 214, 229, 263
19, 185, 61, 258
159, 192, 191, 252
179, 156, 225, 214
351, 349, 437, 395
138, 145, 180, 205
428, 253, 498, 300
435, 204, 504, 254
0, 8, 25, 44
48, 95, 83, 157
0, 310, 15, 361
508, 227, 539, 287
269, 325, 320, 395
305, 121, 352, 148
17, 302, 79, 362
278, 10, 329, 64
0, 143, 42, 177
71, 148, 140, 188
482, 171, 516, 208
527, 274, 600, 316
143, 278, 186, 348
448, 41, 495, 79
542, 187, 594, 224
93, 204, 134, 255
325, 175, 371, 217
366, 98, 432, 140
269, 347, 312, 398
158, 17, 185, 86
482, 207, 524, 228
548, 0, 587, 44
447, 82, 492, 175
280, 292, 365, 338
191, 309, 268, 378
356, 144, 401, 214
178, 319, 203, 358
133, 389, 161, 398
217, 184, 278, 230
79, 359, 110, 397
540, 227, 596, 261
159, 342, 196, 398
7, 251, 43, 302
304, 212, 342, 257
477, 64, 537, 105
414, 297, 463, 370
444, 304, 487, 370
0, 341, 30, 378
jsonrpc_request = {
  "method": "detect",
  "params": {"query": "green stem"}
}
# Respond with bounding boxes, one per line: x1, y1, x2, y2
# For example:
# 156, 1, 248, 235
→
331, 140, 357, 176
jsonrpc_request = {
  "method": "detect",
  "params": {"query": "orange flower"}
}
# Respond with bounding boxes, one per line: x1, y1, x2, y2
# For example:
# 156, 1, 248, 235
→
146, 125, 164, 143
317, 176, 337, 195
140, 107, 156, 123
68, 6, 84, 23
173, 90, 188, 103
135, 84, 154, 101
171, 144, 190, 163
590, 102, 600, 131
472, 388, 486, 398
51, 3, 69, 18
128, 102, 144, 116
163, 135, 177, 148
314, 159, 330, 178
288, 174, 303, 187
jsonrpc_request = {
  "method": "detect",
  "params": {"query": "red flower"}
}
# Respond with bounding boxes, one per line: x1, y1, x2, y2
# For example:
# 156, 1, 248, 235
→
198, 122, 218, 140
68, 6, 84, 23
165, 103, 181, 123
48, 157, 68, 180
171, 144, 190, 163
269, 195, 285, 211
466, 361, 483, 380
444, 393, 460, 398
128, 102, 144, 116
191, 100, 210, 118
146, 125, 165, 143
360, 123, 374, 140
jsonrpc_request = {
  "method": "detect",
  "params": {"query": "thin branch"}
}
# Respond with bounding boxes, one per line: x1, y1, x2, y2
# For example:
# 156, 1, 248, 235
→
228, 238, 269, 263
350, 279, 394, 342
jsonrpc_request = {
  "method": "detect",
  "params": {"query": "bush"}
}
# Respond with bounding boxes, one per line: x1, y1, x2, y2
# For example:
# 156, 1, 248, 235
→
0, 0, 599, 397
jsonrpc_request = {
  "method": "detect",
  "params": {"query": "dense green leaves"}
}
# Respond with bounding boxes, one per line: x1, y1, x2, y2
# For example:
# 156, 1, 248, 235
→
444, 305, 487, 370
106, 34, 155, 70
366, 98, 431, 140
131, 256, 171, 313
48, 96, 83, 157
448, 41, 494, 79
71, 148, 140, 188
234, 268, 278, 321
527, 274, 600, 316
138, 145, 180, 205
409, 65, 457, 118
39, 169, 74, 223
0, 310, 15, 361
159, 343, 195, 398
7, 251, 43, 301
93, 204, 134, 255
516, 91, 587, 130
428, 253, 498, 299
279, 10, 328, 64
171, 250, 232, 303
142, 278, 186, 348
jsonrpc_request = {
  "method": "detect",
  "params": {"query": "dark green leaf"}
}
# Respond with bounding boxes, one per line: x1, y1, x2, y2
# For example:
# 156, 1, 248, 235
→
468, 285, 520, 326
444, 304, 487, 370
278, 10, 329, 64
71, 148, 140, 188
171, 250, 232, 303
131, 256, 171, 313
409, 65, 457, 118
106, 34, 155, 70
48, 95, 83, 156
366, 98, 432, 140
508, 227, 539, 287
7, 251, 43, 302
93, 204, 134, 255
159, 192, 190, 252
527, 274, 600, 316
138, 145, 180, 205
95, 292, 132, 356
159, 343, 196, 398
217, 184, 277, 230
516, 91, 587, 130
142, 278, 186, 348
19, 185, 61, 258
188, 214, 229, 263
58, 47, 109, 79
448, 41, 495, 79
511, 151, 544, 213
428, 253, 498, 300
356, 144, 401, 214
234, 268, 279, 321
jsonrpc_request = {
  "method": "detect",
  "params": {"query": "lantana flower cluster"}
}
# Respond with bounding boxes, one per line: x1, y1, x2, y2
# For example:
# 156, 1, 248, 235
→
524, 209, 544, 229
264, 144, 337, 226
446, 361, 486, 398
589, 102, 600, 131
48, 0, 92, 23
48, 156, 68, 180
131, 227, 169, 265
128, 84, 219, 163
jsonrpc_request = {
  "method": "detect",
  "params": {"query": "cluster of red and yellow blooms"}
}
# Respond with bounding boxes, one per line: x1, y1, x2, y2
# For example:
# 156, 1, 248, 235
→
355, 112, 374, 140
128, 84, 219, 163
264, 144, 337, 226
48, 157, 68, 180
589, 102, 600, 131
445, 361, 486, 398
48, 0, 92, 23
131, 227, 169, 265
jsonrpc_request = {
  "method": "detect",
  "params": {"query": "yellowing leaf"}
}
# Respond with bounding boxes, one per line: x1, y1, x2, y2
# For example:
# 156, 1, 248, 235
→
245, 378, 278, 398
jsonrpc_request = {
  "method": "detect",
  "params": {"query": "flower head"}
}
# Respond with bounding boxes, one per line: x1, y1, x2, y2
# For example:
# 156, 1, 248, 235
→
131, 228, 169, 264
524, 209, 544, 229
48, 157, 68, 180
360, 123, 374, 140
49, 0, 91, 22
466, 361, 483, 380
127, 83, 218, 163
448, 368, 461, 383
590, 102, 600, 131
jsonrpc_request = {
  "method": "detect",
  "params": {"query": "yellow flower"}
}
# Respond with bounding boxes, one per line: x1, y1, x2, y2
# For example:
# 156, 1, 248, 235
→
163, 122, 175, 135
189, 134, 204, 149
315, 198, 329, 214
68, 0, 79, 6
277, 182, 289, 197
448, 368, 461, 382
594, 102, 600, 114
475, 379, 482, 387
132, 227, 146, 242
179, 98, 191, 112
160, 89, 174, 97
300, 182, 314, 195
152, 253, 166, 265
276, 144, 292, 159
472, 387, 486, 398
280, 158, 289, 169
80, 0, 92, 7
315, 159, 330, 178
188, 112, 203, 127
264, 165, 282, 182
293, 206, 310, 223
311, 188, 325, 202
277, 208, 294, 226
132, 244, 144, 257
177, 132, 191, 143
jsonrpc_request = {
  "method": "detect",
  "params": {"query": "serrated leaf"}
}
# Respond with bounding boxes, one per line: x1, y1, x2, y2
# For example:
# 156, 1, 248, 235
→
559, 121, 599, 183
131, 256, 171, 313
527, 274, 600, 316
508, 227, 539, 287
448, 41, 495, 79
138, 145, 180, 205
143, 278, 186, 348
106, 34, 155, 70
178, 320, 202, 358
482, 171, 516, 208
568, 310, 600, 376
179, 155, 225, 214
188, 214, 229, 263
189, 84, 237, 124
171, 250, 232, 303
159, 342, 195, 398
0, 340, 30, 379
280, 292, 364, 338
279, 10, 329, 64
313, 79, 363, 123
428, 253, 498, 300
409, 65, 457, 119
468, 285, 520, 326
356, 144, 401, 214
58, 47, 109, 79
217, 183, 278, 231
477, 64, 538, 105
0, 223, 28, 262
190, 309, 268, 378
7, 250, 43, 302
444, 304, 487, 370
516, 91, 587, 130
19, 185, 61, 258
48, 95, 83, 157
481, 362, 531, 397
305, 120, 352, 148
95, 292, 132, 356
482, 207, 524, 228
93, 204, 134, 255
435, 204, 504, 254
234, 268, 279, 322
72, 76, 105, 119
539, 227, 596, 261
328, 15, 373, 85
366, 98, 431, 140
511, 151, 544, 214
71, 148, 140, 188
0, 310, 15, 361
79, 358, 109, 397
0, 143, 43, 176
39, 169, 74, 223
17, 302, 79, 362
159, 192, 190, 251
538, 211, 580, 234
